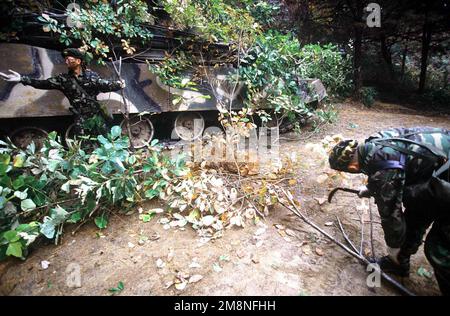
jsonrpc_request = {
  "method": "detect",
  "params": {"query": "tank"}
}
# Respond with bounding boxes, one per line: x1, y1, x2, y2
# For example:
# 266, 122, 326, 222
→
0, 42, 327, 148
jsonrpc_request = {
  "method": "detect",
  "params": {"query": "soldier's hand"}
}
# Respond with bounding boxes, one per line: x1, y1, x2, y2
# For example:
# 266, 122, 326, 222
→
0, 69, 21, 82
357, 185, 371, 198
118, 79, 126, 89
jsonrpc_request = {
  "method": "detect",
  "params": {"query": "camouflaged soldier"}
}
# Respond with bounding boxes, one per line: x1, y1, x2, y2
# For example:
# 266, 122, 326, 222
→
329, 127, 450, 296
0, 47, 125, 135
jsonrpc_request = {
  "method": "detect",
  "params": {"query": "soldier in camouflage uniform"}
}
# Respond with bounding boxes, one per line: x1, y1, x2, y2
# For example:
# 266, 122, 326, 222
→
0, 48, 125, 135
329, 127, 450, 295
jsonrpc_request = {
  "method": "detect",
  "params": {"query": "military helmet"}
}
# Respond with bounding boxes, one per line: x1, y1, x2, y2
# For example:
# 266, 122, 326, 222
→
61, 48, 85, 61
329, 140, 359, 171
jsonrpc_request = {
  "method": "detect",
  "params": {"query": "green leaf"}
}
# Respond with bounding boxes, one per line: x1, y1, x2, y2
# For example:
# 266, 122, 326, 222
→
39, 207, 68, 239
67, 212, 82, 224
140, 212, 156, 223
61, 180, 70, 193
51, 205, 69, 222
109, 281, 124, 295
144, 189, 159, 199
48, 160, 60, 172
0, 164, 11, 176
97, 135, 109, 145
6, 242, 22, 258
101, 161, 113, 174
0, 154, 10, 166
128, 155, 137, 165
40, 218, 56, 239
113, 157, 126, 172
95, 215, 108, 229
110, 126, 122, 139
150, 139, 159, 147
417, 266, 433, 279
12, 177, 25, 190
3, 230, 20, 242
21, 199, 36, 212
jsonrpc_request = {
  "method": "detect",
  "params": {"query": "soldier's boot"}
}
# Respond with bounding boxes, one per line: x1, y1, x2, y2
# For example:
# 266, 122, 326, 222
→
377, 252, 410, 277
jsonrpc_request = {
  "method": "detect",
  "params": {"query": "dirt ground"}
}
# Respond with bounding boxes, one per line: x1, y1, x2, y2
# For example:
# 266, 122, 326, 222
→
0, 101, 449, 296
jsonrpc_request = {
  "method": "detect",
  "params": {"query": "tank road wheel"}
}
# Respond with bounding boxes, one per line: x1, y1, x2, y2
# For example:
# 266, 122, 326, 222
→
174, 112, 205, 141
10, 127, 48, 150
120, 116, 155, 149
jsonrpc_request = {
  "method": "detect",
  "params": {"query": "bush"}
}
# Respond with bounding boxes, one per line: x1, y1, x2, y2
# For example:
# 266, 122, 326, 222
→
360, 86, 378, 107
238, 31, 352, 122
0, 127, 187, 260
297, 43, 353, 97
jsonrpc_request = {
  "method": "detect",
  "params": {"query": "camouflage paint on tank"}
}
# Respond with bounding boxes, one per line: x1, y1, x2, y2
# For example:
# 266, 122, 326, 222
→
0, 43, 327, 118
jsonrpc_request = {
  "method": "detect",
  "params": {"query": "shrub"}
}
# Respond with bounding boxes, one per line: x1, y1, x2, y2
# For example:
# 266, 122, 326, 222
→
360, 86, 378, 107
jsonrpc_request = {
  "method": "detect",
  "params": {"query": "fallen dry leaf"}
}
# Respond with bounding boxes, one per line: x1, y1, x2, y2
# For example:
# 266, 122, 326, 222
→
189, 261, 202, 269
41, 260, 50, 270
254, 227, 266, 236
156, 258, 165, 269
175, 281, 187, 291
285, 229, 297, 237
188, 275, 203, 283
315, 248, 324, 256
212, 263, 222, 272
149, 232, 160, 241
302, 245, 312, 256
314, 197, 327, 205
167, 248, 175, 262
236, 249, 246, 259
316, 174, 329, 184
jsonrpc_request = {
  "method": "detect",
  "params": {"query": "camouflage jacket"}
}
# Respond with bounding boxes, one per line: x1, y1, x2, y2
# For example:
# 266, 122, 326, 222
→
358, 127, 450, 248
21, 69, 122, 116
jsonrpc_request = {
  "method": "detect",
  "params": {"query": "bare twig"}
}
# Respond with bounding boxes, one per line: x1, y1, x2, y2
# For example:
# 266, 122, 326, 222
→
277, 187, 415, 296
336, 215, 360, 255
369, 199, 376, 260
357, 205, 365, 255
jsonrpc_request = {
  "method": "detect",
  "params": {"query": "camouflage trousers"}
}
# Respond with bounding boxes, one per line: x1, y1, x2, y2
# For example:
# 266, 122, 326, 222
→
402, 198, 450, 295
425, 219, 450, 296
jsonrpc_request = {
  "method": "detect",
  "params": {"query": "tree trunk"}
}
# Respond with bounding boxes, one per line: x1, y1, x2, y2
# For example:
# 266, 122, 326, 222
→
353, 2, 364, 97
400, 44, 408, 81
419, 15, 432, 93
296, 0, 311, 43
380, 34, 394, 78
443, 67, 449, 89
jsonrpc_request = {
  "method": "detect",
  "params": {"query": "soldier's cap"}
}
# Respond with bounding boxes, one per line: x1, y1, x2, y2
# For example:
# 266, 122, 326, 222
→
62, 48, 85, 61
329, 139, 359, 171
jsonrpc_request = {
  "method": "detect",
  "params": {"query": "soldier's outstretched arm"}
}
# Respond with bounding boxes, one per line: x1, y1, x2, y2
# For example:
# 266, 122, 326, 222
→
20, 75, 62, 90
1, 69, 62, 90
